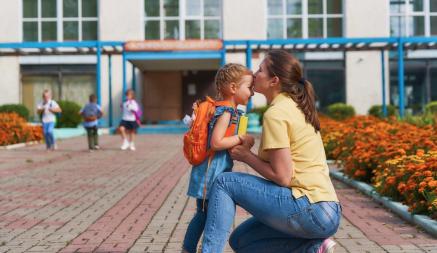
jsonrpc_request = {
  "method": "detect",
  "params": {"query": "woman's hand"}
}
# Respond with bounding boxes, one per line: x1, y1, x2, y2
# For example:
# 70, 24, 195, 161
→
239, 134, 255, 149
229, 144, 252, 162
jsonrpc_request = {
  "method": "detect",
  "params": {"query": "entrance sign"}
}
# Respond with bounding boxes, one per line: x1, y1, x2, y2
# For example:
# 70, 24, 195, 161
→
125, 40, 223, 52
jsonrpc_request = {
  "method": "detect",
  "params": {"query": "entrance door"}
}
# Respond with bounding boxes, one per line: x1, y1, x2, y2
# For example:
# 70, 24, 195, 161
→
143, 71, 182, 122
182, 70, 216, 116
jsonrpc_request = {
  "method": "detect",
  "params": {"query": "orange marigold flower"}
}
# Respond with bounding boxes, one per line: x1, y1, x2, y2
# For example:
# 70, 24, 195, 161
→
424, 171, 433, 177
386, 176, 396, 185
428, 181, 437, 188
398, 149, 406, 156
397, 182, 406, 193
425, 177, 434, 182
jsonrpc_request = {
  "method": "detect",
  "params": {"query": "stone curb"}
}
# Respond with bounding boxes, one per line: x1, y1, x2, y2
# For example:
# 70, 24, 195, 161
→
0, 128, 110, 150
0, 141, 43, 150
330, 169, 437, 238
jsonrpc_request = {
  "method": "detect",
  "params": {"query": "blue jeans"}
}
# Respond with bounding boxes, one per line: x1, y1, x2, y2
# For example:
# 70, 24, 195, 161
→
201, 172, 341, 253
183, 199, 208, 253
42, 122, 55, 149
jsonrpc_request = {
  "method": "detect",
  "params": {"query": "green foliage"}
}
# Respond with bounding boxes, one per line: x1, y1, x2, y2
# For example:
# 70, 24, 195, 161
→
0, 104, 30, 120
56, 100, 82, 128
396, 101, 437, 127
368, 105, 397, 118
401, 113, 435, 127
425, 101, 437, 115
250, 105, 269, 125
326, 103, 355, 121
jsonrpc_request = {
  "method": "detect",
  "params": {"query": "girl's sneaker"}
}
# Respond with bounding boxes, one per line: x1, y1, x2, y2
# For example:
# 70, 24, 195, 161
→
121, 140, 129, 150
129, 142, 136, 151
317, 238, 336, 253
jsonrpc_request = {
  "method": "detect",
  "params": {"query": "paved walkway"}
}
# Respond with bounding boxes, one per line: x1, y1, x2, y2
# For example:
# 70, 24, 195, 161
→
0, 135, 436, 253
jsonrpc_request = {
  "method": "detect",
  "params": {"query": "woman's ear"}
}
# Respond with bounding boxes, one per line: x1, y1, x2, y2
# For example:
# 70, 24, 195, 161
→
270, 76, 280, 89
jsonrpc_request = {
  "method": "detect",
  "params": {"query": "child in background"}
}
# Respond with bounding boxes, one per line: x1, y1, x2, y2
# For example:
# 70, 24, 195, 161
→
182, 64, 254, 253
182, 100, 199, 127
37, 89, 62, 151
79, 94, 103, 151
119, 89, 141, 151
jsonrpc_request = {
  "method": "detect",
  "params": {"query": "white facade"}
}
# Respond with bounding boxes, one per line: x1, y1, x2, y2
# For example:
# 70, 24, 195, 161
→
0, 0, 21, 105
98, 0, 143, 125
1, 0, 435, 123
344, 0, 390, 114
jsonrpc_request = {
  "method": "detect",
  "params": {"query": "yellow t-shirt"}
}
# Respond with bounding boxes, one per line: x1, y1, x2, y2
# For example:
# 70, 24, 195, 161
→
258, 93, 339, 203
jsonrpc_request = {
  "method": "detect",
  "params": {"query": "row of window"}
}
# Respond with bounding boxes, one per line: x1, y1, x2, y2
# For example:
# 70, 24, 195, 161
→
144, 0, 221, 40
21, 0, 437, 42
23, 0, 98, 41
390, 0, 437, 36
267, 0, 343, 39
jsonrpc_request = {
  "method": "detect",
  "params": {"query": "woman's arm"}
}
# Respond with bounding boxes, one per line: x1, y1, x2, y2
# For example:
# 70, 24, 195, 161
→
230, 146, 293, 187
210, 111, 241, 151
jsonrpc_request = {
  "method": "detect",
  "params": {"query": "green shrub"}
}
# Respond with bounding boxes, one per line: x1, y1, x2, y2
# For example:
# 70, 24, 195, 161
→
326, 103, 355, 121
425, 101, 437, 115
368, 105, 397, 118
0, 104, 30, 120
250, 105, 269, 125
401, 113, 435, 127
56, 100, 82, 128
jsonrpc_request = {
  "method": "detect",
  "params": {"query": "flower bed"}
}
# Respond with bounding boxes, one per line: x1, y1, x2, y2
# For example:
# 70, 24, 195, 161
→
0, 112, 43, 146
374, 151, 437, 219
320, 115, 437, 218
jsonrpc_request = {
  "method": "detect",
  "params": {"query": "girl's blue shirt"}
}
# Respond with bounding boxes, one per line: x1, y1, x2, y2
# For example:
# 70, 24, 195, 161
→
187, 105, 243, 199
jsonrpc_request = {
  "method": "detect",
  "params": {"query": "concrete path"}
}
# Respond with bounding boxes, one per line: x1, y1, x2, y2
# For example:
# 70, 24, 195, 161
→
0, 135, 436, 253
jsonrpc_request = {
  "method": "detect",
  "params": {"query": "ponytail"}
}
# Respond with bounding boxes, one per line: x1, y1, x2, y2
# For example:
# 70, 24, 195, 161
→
266, 50, 320, 132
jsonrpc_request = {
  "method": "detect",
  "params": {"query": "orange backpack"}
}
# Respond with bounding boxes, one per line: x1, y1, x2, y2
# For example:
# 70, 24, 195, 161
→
183, 96, 237, 166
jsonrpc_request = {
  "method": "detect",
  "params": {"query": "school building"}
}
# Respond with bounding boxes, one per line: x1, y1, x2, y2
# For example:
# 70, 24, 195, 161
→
0, 0, 436, 126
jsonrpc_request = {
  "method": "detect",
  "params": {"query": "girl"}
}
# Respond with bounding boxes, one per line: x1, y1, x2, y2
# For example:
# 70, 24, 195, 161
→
182, 64, 254, 253
119, 89, 141, 151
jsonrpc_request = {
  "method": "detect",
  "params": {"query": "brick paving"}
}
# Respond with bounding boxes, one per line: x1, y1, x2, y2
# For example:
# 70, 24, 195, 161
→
0, 134, 436, 253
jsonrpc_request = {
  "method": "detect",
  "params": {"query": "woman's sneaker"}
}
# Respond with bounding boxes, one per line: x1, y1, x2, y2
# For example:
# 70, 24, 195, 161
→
317, 238, 336, 253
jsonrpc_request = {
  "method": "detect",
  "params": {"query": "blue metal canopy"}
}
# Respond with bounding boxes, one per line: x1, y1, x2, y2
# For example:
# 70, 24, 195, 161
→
1, 36, 437, 123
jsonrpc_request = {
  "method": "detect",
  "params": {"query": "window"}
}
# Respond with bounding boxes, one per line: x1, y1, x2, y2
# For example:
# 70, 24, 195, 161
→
267, 0, 343, 39
390, 0, 437, 36
22, 0, 98, 42
304, 61, 345, 111
21, 65, 96, 122
390, 60, 427, 113
63, 0, 98, 40
144, 0, 222, 40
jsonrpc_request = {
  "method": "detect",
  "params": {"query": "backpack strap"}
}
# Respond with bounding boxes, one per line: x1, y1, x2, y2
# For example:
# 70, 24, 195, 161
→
202, 154, 214, 211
